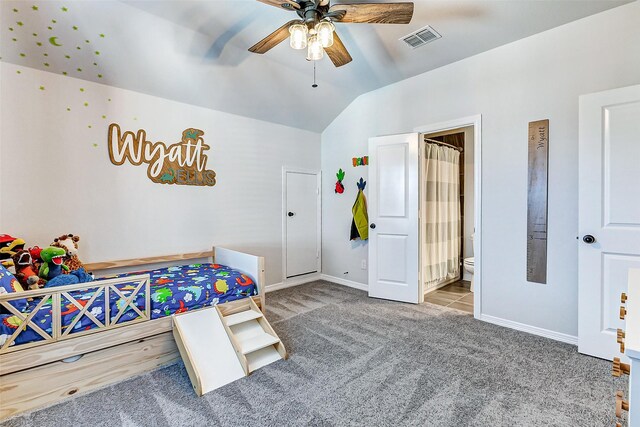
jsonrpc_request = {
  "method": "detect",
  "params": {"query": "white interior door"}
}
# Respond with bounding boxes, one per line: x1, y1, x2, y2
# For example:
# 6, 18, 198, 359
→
578, 84, 640, 361
285, 171, 320, 279
368, 133, 420, 303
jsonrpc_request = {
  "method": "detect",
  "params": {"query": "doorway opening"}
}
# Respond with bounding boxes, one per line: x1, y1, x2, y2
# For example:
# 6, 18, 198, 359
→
418, 124, 477, 315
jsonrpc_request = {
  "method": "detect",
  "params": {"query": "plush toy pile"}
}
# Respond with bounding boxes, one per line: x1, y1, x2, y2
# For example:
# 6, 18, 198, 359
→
0, 233, 93, 298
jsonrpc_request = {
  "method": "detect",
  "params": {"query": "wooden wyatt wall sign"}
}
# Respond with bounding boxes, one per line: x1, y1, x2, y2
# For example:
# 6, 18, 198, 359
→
526, 119, 549, 284
108, 123, 216, 186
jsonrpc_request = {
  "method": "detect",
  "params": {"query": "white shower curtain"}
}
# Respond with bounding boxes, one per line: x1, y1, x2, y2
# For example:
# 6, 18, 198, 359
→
423, 144, 461, 285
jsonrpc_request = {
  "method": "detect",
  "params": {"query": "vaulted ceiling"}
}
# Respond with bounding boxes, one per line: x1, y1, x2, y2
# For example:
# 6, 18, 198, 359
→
1, 0, 631, 132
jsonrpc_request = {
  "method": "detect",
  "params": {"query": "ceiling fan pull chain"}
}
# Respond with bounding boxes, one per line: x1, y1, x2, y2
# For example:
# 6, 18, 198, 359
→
312, 61, 318, 88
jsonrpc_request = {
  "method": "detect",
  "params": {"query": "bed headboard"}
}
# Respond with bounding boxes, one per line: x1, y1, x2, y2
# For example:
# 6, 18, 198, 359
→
83, 251, 213, 271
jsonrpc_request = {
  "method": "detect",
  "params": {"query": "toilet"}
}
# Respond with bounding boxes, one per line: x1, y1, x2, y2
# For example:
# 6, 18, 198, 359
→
463, 233, 474, 292
463, 257, 474, 292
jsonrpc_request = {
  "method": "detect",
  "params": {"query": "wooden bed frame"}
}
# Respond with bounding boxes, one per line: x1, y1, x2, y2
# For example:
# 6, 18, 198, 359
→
0, 247, 265, 420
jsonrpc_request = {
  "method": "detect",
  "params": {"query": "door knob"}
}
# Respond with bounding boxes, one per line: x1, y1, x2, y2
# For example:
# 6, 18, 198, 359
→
582, 235, 596, 244
370, 223, 376, 229
288, 212, 295, 217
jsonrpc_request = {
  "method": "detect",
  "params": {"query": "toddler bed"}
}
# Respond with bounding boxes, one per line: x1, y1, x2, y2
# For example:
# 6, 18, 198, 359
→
0, 247, 265, 420
0, 263, 258, 347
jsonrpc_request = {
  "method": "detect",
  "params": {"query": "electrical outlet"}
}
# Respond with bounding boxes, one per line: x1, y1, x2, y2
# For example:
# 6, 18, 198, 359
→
361, 259, 367, 270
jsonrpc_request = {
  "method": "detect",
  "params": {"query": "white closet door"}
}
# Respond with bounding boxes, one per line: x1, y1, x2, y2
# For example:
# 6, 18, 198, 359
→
368, 133, 420, 303
578, 84, 640, 361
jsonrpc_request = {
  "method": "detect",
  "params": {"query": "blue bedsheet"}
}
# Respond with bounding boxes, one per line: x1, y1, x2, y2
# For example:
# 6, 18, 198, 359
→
0, 264, 257, 347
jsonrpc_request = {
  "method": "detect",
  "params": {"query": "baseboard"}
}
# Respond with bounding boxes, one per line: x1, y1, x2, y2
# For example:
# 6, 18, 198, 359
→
479, 314, 578, 345
265, 273, 321, 293
319, 274, 368, 292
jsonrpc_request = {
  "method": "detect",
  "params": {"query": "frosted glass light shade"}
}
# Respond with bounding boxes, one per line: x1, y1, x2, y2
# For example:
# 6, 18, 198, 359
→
289, 24, 308, 50
306, 35, 324, 61
315, 20, 335, 48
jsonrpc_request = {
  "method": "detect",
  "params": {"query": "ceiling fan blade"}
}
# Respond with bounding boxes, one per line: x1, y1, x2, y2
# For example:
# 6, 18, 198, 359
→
325, 31, 352, 67
249, 20, 299, 54
329, 2, 414, 24
256, 0, 300, 11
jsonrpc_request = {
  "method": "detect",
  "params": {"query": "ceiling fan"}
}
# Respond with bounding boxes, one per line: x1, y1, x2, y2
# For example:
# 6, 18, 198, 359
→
249, 1, 415, 67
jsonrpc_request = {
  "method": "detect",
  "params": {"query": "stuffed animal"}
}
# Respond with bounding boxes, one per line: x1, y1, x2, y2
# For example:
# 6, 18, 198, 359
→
0, 234, 26, 273
38, 246, 69, 280
44, 267, 93, 288
50, 234, 84, 274
28, 246, 43, 273
11, 250, 44, 290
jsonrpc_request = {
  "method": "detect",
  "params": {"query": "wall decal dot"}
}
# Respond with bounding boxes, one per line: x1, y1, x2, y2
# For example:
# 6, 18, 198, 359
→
67, 107, 71, 111
62, 71, 67, 75
85, 40, 90, 43
88, 125, 92, 128
73, 26, 78, 31
93, 62, 97, 66
65, 55, 70, 59
76, 46, 81, 50
61, 7, 68, 12
17, 22, 24, 26
108, 98, 111, 102
12, 38, 17, 42
133, 117, 138, 121
9, 28, 15, 32
98, 74, 103, 78
36, 42, 42, 46
77, 67, 82, 71
16, 70, 21, 74
49, 37, 62, 47
48, 26, 52, 30
32, 5, 38, 11
43, 53, 48, 56
102, 115, 106, 119
32, 33, 38, 37
94, 51, 100, 55
80, 88, 84, 92
99, 34, 105, 38
93, 143, 99, 148
44, 63, 49, 67
84, 102, 89, 106
39, 86, 45, 90
13, 8, 18, 12
19, 53, 26, 57
52, 19, 57, 23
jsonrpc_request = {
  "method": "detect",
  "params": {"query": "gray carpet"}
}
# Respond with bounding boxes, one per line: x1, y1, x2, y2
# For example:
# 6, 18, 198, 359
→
2, 281, 626, 426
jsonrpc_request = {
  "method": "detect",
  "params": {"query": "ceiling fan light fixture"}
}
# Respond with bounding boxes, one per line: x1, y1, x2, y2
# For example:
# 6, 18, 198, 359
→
289, 23, 308, 50
315, 20, 335, 48
306, 34, 324, 61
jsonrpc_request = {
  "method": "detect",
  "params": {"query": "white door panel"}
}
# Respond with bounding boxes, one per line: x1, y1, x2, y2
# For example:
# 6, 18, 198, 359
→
368, 133, 419, 304
285, 171, 319, 278
578, 84, 640, 361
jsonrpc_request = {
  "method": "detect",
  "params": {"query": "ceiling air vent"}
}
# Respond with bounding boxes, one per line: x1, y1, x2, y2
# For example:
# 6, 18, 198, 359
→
400, 25, 441, 49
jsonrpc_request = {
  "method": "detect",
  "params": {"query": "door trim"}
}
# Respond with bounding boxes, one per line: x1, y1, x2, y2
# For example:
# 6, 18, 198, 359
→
414, 114, 483, 319
282, 167, 322, 284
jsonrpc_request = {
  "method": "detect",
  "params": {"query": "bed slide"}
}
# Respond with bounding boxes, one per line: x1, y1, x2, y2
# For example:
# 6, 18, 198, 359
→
172, 298, 287, 396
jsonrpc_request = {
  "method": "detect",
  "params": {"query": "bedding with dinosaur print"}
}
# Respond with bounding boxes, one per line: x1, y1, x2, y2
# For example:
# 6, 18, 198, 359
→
0, 264, 257, 348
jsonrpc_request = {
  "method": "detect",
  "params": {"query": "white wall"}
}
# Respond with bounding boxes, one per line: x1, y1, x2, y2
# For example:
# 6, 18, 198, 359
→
321, 1, 640, 337
0, 63, 320, 286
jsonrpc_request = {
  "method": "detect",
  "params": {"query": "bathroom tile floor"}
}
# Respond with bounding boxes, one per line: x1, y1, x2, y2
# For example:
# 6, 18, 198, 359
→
424, 280, 473, 314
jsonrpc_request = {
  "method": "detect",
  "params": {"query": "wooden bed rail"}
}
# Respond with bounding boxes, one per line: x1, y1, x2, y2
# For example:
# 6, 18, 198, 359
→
0, 274, 151, 354
84, 251, 213, 272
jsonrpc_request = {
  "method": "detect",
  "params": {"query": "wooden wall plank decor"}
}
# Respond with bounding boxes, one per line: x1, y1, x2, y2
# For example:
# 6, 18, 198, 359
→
527, 119, 549, 284
107, 124, 216, 186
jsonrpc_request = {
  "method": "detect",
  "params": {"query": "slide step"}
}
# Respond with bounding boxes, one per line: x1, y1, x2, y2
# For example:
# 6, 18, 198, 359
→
238, 331, 280, 355
224, 309, 263, 326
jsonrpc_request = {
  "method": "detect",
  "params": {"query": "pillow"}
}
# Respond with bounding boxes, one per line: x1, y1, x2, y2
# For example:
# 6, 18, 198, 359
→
0, 264, 27, 312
